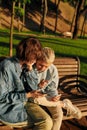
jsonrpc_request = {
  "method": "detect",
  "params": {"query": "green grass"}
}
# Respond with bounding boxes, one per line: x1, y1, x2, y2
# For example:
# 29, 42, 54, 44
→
0, 29, 87, 76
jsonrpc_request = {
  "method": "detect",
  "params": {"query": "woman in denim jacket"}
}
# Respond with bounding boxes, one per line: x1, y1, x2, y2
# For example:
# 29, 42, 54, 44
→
0, 38, 53, 130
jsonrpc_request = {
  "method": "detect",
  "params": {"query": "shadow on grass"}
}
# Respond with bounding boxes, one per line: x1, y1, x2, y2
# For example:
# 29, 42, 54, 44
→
0, 42, 9, 48
0, 32, 87, 66
0, 31, 10, 37
39, 37, 87, 51
39, 37, 87, 67
0, 41, 17, 56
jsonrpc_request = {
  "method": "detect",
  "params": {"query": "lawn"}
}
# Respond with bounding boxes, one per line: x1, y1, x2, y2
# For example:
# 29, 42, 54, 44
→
0, 29, 87, 76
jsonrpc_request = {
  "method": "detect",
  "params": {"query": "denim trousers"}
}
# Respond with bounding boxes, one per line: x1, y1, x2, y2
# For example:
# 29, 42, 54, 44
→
25, 102, 53, 130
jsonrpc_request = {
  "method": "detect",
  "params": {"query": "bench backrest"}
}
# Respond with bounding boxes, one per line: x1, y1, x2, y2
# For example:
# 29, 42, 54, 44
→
0, 56, 80, 77
54, 57, 80, 90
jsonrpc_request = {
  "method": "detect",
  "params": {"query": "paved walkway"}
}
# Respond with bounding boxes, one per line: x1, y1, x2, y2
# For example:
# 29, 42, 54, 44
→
0, 117, 87, 130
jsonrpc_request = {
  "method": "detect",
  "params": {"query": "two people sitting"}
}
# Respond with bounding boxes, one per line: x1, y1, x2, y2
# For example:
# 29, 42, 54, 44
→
0, 37, 82, 130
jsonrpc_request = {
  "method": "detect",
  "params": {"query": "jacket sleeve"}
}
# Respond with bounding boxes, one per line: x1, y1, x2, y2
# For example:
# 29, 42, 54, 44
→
44, 66, 59, 97
25, 69, 38, 90
0, 63, 27, 103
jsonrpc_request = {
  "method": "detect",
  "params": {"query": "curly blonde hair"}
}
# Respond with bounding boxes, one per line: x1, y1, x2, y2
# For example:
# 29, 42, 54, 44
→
38, 47, 55, 64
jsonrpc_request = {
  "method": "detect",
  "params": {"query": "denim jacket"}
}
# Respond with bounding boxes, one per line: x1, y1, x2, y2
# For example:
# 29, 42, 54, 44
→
0, 57, 28, 123
26, 64, 59, 97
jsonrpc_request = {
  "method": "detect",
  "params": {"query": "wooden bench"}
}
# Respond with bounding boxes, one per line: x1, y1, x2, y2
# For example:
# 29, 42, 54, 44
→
0, 56, 87, 129
54, 57, 87, 120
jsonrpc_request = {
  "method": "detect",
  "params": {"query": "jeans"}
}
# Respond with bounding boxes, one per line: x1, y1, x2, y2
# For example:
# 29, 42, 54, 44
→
25, 102, 53, 130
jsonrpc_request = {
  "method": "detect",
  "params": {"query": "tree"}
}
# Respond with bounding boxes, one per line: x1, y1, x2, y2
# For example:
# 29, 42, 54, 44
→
63, 0, 87, 39
40, 0, 48, 33
70, 1, 77, 32
73, 0, 85, 39
14, 0, 27, 32
9, 0, 31, 56
9, 0, 15, 56
22, 1, 25, 31
0, 0, 2, 28
81, 15, 87, 37
54, 0, 61, 33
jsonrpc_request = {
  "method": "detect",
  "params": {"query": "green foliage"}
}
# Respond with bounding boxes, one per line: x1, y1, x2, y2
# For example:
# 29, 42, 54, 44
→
85, 0, 87, 4
14, 0, 31, 18
0, 0, 2, 4
62, 0, 68, 2
12, 0, 31, 4
25, 0, 31, 4
18, 0, 31, 4
14, 6, 24, 17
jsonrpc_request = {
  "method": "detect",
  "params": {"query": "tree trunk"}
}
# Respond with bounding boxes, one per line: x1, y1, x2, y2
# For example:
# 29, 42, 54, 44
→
40, 0, 48, 34
18, 1, 21, 32
9, 1, 15, 56
21, 1, 25, 31
73, 0, 85, 39
70, 3, 78, 32
54, 0, 60, 33
0, 7, 2, 28
80, 14, 87, 38
0, 0, 2, 28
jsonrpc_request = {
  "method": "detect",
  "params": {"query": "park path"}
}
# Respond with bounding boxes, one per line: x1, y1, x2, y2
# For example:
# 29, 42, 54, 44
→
0, 117, 87, 130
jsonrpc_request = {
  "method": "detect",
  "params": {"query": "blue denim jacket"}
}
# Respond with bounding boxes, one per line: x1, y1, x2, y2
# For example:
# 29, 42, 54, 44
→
26, 64, 59, 97
0, 57, 28, 123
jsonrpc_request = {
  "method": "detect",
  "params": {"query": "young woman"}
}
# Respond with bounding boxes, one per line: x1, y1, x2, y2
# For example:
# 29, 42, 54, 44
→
0, 37, 53, 130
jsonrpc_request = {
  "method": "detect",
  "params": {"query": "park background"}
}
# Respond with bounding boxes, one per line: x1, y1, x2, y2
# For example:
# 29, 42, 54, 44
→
0, 0, 87, 130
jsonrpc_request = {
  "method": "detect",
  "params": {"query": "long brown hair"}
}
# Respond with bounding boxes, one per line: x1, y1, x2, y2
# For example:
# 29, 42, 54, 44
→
16, 37, 42, 62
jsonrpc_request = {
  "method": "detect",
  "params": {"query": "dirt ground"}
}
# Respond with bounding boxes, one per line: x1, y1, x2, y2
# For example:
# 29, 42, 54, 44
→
0, 117, 87, 130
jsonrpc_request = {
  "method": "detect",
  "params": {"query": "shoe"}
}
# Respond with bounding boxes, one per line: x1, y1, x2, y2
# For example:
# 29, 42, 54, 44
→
63, 99, 82, 119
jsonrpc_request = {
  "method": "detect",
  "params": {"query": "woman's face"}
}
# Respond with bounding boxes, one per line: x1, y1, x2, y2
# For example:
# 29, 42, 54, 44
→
36, 60, 51, 72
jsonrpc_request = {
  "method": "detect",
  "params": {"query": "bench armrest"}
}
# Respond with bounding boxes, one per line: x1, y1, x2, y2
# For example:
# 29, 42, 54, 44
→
77, 75, 87, 96
59, 74, 87, 96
